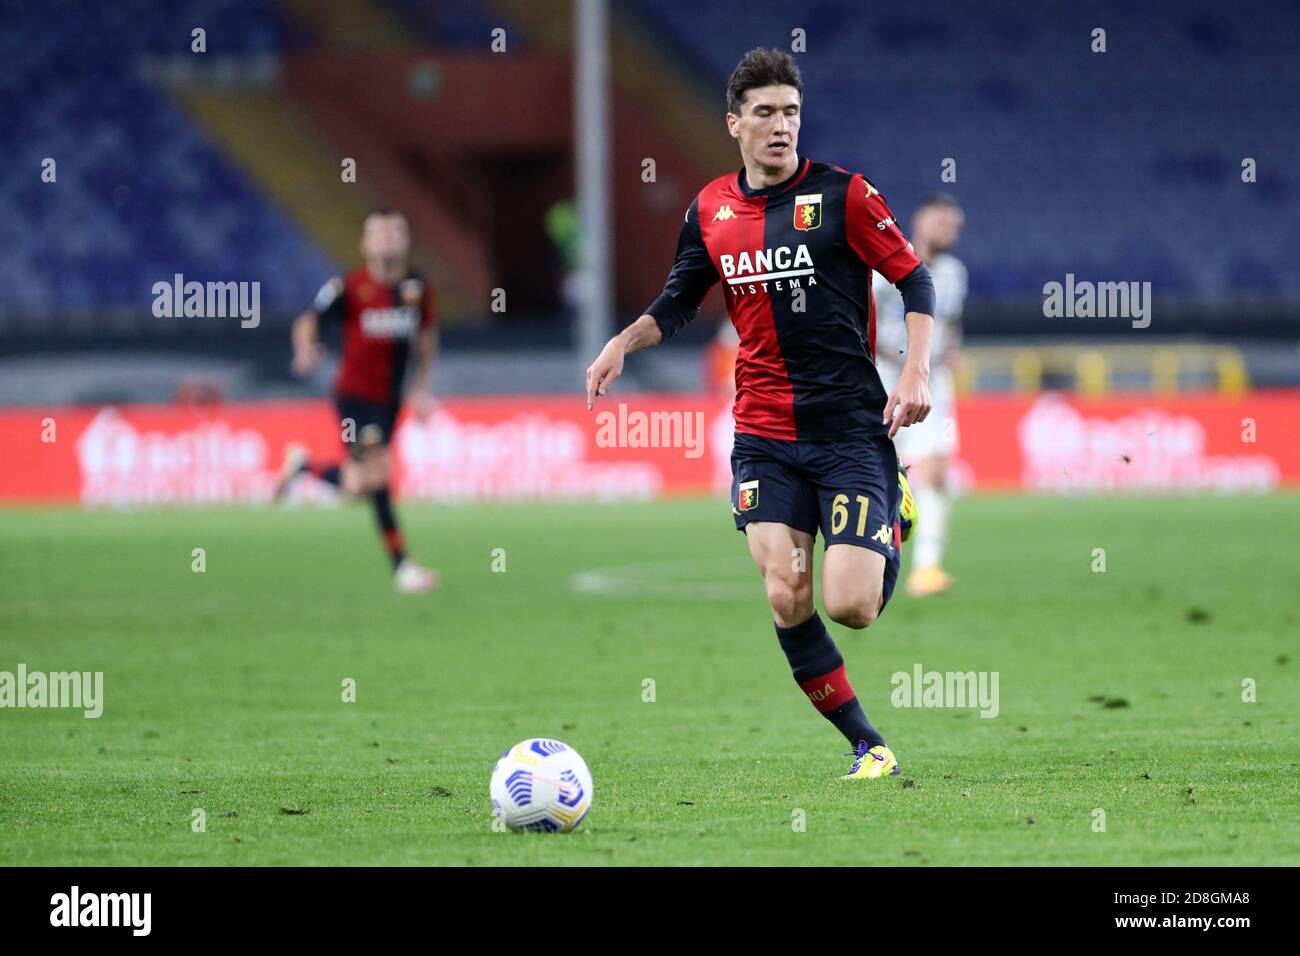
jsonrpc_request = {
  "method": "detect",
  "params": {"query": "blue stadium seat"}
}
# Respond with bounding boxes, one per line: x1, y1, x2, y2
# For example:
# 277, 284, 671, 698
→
624, 0, 1300, 299
0, 0, 333, 321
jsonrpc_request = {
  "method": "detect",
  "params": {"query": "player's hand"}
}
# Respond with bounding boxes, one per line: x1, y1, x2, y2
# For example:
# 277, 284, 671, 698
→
883, 365, 932, 438
291, 343, 324, 377
409, 391, 437, 421
585, 338, 625, 410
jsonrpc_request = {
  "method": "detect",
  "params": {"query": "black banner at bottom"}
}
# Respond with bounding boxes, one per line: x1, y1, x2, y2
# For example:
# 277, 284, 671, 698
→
0, 866, 1281, 940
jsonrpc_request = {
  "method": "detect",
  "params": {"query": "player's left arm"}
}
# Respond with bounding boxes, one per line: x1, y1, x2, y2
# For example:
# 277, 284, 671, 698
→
845, 174, 936, 437
407, 283, 439, 420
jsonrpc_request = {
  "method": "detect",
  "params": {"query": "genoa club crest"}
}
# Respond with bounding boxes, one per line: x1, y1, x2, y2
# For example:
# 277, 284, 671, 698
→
738, 480, 759, 512
793, 193, 822, 232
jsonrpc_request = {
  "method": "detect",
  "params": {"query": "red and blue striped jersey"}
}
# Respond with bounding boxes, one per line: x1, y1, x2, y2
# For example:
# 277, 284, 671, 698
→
647, 156, 921, 441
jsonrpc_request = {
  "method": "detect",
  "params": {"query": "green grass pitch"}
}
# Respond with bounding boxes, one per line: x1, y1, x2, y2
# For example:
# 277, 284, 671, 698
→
1, 493, 1297, 866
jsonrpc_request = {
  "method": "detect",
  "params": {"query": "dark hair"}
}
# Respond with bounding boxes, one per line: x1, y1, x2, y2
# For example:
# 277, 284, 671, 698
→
726, 48, 802, 115
918, 193, 960, 210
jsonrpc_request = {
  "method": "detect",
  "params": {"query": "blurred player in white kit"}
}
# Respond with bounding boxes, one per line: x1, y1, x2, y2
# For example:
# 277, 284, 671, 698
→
873, 194, 966, 597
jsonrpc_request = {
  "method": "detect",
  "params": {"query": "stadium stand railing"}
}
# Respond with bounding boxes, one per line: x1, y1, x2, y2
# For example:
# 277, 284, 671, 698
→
958, 343, 1249, 395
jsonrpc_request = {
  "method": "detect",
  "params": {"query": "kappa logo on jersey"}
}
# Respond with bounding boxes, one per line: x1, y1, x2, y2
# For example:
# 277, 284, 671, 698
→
360, 307, 419, 338
793, 193, 822, 232
863, 180, 879, 200
738, 479, 759, 511
871, 522, 893, 548
712, 205, 737, 222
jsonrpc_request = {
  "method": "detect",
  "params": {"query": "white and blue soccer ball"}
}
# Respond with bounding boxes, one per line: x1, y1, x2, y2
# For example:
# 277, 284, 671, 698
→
490, 738, 593, 833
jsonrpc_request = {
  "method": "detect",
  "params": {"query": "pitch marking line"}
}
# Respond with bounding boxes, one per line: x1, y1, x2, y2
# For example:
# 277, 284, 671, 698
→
569, 557, 755, 601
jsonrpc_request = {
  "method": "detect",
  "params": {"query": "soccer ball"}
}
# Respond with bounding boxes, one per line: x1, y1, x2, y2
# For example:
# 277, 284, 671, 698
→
490, 738, 593, 833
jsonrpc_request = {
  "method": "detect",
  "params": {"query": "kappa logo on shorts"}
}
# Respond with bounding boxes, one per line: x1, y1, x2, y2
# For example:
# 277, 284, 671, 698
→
872, 523, 893, 548
738, 480, 759, 512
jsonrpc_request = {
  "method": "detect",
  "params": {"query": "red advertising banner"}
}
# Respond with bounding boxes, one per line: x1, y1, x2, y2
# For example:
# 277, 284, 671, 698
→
0, 396, 730, 507
949, 391, 1298, 494
0, 390, 1296, 506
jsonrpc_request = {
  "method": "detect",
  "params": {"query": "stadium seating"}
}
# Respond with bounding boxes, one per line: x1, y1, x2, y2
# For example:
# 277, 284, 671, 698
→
0, 0, 332, 321
626, 0, 1300, 299
387, 0, 519, 48
3, 0, 1296, 328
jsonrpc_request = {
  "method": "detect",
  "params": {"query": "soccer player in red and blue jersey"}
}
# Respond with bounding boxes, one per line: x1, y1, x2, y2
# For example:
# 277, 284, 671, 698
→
276, 208, 439, 594
585, 49, 934, 779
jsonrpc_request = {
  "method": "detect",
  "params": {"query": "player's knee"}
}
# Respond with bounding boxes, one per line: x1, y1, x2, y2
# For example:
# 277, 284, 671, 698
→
340, 461, 366, 496
359, 451, 390, 492
825, 591, 881, 630
765, 574, 812, 626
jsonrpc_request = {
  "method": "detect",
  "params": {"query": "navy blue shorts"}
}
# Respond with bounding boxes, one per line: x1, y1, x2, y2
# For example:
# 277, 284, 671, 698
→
335, 395, 399, 460
730, 431, 903, 610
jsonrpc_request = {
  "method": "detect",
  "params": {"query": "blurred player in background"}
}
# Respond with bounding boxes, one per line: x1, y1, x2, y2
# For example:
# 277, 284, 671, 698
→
276, 208, 439, 595
587, 49, 933, 781
874, 194, 967, 596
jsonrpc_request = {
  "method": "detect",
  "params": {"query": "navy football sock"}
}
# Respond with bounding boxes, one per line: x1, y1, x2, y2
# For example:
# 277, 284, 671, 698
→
372, 487, 406, 571
775, 612, 886, 750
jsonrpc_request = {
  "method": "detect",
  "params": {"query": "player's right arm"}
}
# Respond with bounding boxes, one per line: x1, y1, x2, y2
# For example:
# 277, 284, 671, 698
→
291, 276, 345, 376
585, 198, 718, 410
845, 175, 935, 436
585, 314, 660, 410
